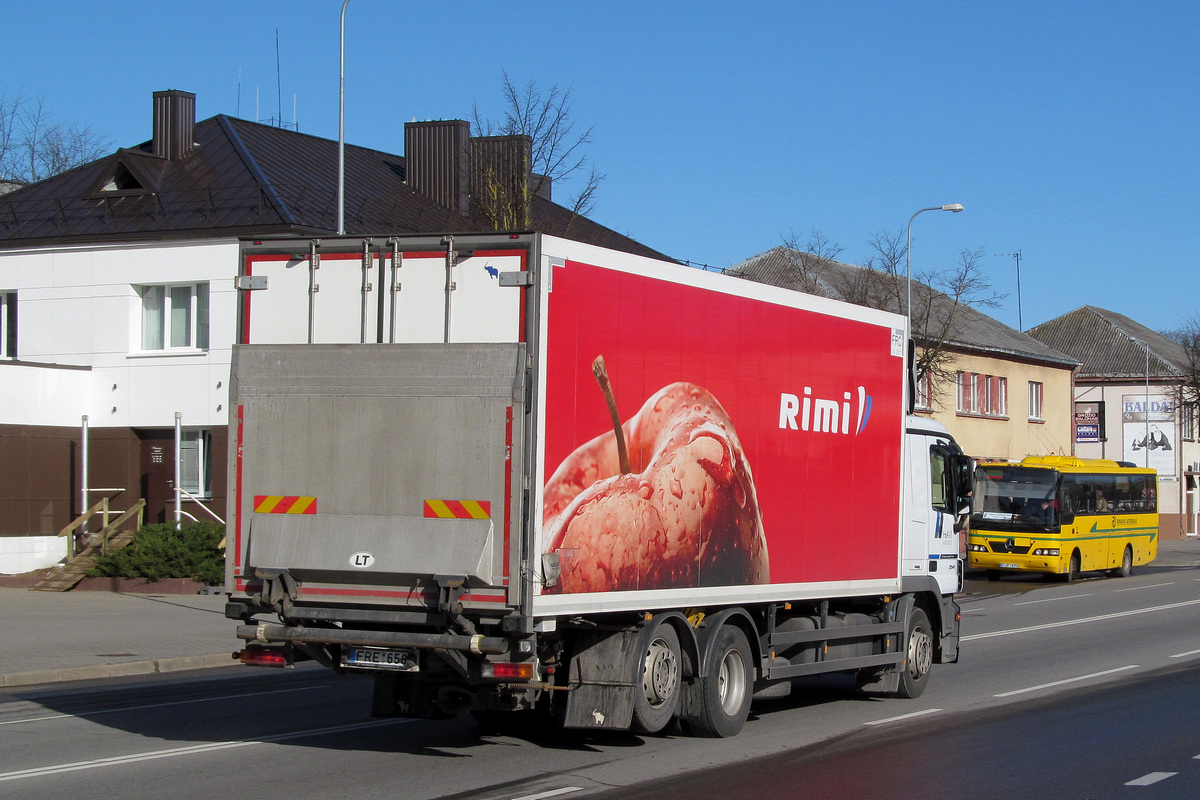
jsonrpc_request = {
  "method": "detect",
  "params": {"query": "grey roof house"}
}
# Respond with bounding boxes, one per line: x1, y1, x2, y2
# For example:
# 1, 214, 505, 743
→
1028, 306, 1198, 538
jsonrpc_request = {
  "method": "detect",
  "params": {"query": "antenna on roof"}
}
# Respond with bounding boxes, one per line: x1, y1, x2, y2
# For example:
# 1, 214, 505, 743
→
276, 29, 283, 127
237, 67, 242, 118
995, 250, 1023, 330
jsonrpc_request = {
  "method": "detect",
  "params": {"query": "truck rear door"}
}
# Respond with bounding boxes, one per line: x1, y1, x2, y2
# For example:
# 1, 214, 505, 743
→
228, 236, 533, 614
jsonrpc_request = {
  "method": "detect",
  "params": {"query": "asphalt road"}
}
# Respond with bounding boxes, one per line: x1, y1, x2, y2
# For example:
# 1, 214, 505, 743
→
3, 561, 1199, 799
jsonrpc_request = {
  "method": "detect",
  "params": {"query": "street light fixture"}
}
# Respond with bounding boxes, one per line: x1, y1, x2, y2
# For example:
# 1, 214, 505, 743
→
906, 204, 964, 332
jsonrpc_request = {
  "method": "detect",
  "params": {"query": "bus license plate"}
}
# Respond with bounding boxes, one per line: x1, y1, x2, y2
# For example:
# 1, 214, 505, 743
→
342, 646, 418, 672
999, 563, 1019, 569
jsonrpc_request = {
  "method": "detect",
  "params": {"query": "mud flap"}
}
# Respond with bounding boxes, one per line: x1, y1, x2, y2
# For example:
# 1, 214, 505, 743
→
562, 629, 638, 730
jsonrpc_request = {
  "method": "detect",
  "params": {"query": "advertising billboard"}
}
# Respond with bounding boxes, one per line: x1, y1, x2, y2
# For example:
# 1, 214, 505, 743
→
1122, 393, 1175, 475
540, 259, 906, 595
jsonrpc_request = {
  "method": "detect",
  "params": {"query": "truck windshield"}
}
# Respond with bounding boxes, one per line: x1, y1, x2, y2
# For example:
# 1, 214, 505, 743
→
972, 465, 1059, 531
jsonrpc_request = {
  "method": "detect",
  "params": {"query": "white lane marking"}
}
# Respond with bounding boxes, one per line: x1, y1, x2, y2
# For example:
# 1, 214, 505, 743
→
0, 718, 412, 782
510, 788, 585, 800
959, 608, 986, 614
0, 685, 329, 726
863, 708, 942, 726
994, 665, 1139, 698
962, 598, 1200, 641
1013, 593, 1091, 606
1169, 648, 1200, 659
1115, 582, 1175, 593
1126, 772, 1177, 786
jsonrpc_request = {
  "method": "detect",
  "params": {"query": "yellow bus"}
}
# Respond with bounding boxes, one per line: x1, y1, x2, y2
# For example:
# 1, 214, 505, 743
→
968, 456, 1157, 582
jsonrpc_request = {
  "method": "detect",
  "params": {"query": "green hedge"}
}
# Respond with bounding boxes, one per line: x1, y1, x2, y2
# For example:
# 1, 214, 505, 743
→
88, 521, 225, 585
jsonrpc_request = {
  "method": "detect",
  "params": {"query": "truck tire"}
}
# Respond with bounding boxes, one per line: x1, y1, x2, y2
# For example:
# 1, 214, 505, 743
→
896, 608, 932, 699
684, 624, 754, 738
631, 621, 682, 734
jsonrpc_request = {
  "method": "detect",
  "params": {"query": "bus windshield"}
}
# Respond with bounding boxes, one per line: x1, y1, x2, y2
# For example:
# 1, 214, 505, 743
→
972, 465, 1059, 531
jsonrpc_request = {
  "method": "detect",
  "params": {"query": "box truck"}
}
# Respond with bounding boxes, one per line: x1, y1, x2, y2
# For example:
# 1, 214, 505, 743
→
226, 232, 971, 737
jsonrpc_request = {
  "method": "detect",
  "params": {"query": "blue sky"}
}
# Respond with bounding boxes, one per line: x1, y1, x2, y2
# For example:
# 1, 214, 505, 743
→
4, 1, 1198, 333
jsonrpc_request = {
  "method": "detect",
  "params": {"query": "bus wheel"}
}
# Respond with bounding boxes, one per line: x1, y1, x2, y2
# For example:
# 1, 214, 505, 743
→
1066, 551, 1082, 583
1111, 545, 1133, 578
896, 608, 932, 699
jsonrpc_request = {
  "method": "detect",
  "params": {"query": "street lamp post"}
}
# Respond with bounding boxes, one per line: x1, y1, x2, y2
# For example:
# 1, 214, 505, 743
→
905, 204, 964, 332
338, 0, 350, 235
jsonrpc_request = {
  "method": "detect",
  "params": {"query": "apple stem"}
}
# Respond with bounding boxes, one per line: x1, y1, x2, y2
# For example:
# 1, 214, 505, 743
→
592, 355, 631, 475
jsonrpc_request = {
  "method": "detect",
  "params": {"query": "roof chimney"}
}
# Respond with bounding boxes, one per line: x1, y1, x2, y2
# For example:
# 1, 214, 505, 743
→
152, 90, 196, 160
404, 120, 471, 215
471, 135, 534, 229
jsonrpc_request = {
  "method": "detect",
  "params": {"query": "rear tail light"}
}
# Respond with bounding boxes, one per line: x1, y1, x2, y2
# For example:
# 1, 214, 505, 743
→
481, 661, 536, 680
238, 647, 290, 667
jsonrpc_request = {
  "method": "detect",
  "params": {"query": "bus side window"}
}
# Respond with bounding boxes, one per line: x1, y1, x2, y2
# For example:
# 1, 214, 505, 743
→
1059, 476, 1076, 523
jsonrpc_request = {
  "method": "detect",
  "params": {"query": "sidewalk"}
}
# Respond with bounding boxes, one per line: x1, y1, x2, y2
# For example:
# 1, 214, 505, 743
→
0, 586, 239, 688
3, 538, 1200, 690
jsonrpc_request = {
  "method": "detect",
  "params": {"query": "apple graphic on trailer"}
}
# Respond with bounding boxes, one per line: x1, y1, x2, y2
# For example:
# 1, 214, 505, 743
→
543, 357, 769, 593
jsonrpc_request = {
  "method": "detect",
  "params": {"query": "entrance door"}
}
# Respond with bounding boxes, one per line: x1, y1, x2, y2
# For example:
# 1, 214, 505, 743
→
139, 430, 175, 525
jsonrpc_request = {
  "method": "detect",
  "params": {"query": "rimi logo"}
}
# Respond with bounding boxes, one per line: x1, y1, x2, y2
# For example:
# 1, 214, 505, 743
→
779, 386, 873, 435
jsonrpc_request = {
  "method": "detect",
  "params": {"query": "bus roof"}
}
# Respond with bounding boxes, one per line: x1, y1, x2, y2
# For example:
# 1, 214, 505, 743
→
979, 455, 1157, 475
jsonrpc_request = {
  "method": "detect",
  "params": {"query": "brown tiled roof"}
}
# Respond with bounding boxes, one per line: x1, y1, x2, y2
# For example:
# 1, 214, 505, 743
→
0, 115, 672, 262
1026, 306, 1184, 379
730, 246, 1079, 369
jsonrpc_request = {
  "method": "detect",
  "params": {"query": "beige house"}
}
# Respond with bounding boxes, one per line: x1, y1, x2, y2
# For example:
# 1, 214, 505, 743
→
729, 247, 1078, 463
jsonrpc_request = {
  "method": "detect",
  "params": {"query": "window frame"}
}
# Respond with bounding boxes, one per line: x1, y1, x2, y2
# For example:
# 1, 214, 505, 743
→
1028, 380, 1044, 422
0, 291, 15, 359
179, 429, 214, 499
136, 282, 209, 354
956, 370, 1008, 419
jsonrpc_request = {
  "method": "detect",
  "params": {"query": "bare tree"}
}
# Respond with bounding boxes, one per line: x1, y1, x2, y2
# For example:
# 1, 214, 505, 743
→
0, 92, 110, 184
1164, 316, 1200, 410
848, 232, 1001, 406
766, 227, 1001, 411
471, 71, 604, 227
777, 229, 844, 294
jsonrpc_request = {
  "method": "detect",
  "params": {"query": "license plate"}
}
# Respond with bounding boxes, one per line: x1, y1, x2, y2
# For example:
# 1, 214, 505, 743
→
342, 646, 418, 671
999, 563, 1019, 569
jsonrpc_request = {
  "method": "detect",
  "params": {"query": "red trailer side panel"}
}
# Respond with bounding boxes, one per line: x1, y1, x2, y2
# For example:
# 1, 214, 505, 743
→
541, 259, 905, 593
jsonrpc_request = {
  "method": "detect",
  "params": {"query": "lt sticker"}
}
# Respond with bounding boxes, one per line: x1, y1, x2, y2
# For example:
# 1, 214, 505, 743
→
349, 552, 375, 568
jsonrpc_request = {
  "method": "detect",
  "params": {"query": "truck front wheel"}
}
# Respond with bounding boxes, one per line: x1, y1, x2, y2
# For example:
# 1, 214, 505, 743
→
897, 608, 932, 699
631, 621, 682, 734
683, 624, 753, 738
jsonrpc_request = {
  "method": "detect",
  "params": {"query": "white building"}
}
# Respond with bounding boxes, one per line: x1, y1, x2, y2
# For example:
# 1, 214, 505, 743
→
0, 90, 668, 573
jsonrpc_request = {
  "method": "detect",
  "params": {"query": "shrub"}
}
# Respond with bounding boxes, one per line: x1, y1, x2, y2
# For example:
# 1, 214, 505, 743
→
89, 521, 225, 585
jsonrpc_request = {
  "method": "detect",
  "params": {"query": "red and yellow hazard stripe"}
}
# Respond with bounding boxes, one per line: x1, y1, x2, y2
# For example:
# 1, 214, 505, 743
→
423, 499, 491, 519
254, 495, 317, 514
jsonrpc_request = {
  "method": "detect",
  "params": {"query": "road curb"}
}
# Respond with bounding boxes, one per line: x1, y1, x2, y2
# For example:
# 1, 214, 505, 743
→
0, 653, 237, 689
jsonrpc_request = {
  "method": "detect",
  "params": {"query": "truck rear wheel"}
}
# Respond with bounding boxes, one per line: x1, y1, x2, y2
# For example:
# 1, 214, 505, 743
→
684, 624, 753, 738
631, 621, 682, 734
896, 608, 932, 699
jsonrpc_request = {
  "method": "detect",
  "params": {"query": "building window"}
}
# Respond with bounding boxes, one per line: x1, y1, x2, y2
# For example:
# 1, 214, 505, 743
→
0, 291, 15, 359
1028, 381, 1044, 422
1184, 404, 1196, 442
915, 370, 933, 411
179, 429, 213, 498
956, 371, 1007, 418
138, 283, 209, 352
